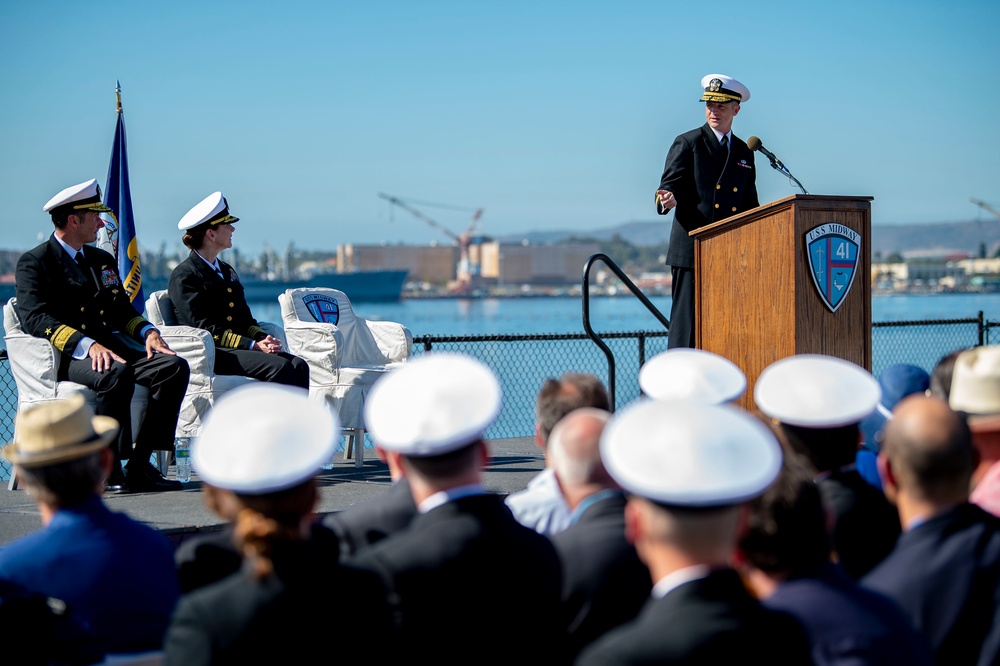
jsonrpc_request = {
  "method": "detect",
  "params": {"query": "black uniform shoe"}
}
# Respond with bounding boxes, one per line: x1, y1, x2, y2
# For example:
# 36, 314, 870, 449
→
125, 461, 183, 492
105, 466, 128, 494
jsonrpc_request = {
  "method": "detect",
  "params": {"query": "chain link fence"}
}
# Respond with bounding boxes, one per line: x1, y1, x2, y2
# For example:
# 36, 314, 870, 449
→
2, 314, 999, 481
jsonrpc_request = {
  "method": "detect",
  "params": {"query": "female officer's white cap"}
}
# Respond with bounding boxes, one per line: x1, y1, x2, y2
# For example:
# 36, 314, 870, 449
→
178, 191, 239, 230
193, 384, 339, 494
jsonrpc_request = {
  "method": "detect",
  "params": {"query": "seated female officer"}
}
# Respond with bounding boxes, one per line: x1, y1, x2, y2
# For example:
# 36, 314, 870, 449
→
168, 192, 309, 389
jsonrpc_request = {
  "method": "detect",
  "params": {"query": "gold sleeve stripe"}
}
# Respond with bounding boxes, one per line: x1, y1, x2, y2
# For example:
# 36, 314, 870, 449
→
247, 325, 266, 339
219, 330, 247, 349
50, 325, 78, 352
124, 316, 147, 337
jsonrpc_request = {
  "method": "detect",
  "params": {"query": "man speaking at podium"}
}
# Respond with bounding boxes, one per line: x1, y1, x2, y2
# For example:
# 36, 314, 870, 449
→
656, 74, 759, 349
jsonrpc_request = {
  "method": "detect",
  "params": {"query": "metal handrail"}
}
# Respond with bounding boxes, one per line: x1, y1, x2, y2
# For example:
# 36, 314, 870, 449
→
581, 253, 671, 410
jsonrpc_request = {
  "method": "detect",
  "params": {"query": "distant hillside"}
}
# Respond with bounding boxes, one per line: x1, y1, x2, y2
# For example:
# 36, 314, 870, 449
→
498, 219, 1000, 257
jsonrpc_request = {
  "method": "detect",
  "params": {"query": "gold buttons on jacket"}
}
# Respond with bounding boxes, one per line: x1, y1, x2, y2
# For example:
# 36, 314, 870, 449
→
81, 324, 86, 330
733, 187, 738, 192
227, 316, 232, 321
716, 184, 721, 190
80, 307, 85, 312
732, 207, 737, 212
99, 310, 104, 315
229, 302, 235, 308
714, 203, 720, 209
227, 287, 233, 293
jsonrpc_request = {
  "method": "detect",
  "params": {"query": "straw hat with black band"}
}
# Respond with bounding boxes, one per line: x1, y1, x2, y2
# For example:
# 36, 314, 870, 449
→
2, 395, 119, 468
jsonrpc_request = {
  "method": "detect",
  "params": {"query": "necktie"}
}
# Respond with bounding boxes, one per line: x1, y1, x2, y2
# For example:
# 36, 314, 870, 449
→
75, 251, 99, 289
721, 135, 729, 151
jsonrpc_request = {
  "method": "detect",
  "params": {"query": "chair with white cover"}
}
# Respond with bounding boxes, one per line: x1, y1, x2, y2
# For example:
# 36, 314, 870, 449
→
143, 289, 286, 439
278, 287, 412, 466
3, 297, 149, 490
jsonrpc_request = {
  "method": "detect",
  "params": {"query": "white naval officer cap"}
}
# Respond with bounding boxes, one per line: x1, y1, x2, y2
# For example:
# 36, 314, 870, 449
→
700, 74, 750, 104
754, 354, 881, 428
600, 400, 782, 507
193, 383, 339, 495
949, 345, 1000, 428
364, 352, 502, 457
639, 348, 747, 404
178, 191, 240, 231
42, 179, 113, 214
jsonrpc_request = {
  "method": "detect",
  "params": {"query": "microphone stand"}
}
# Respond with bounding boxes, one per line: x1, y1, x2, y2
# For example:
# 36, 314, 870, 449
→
766, 158, 808, 195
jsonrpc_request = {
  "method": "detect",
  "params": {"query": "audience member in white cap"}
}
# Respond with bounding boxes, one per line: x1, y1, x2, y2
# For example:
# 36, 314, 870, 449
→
15, 179, 190, 492
348, 352, 563, 665
546, 408, 651, 662
164, 384, 394, 665
737, 448, 934, 666
754, 354, 901, 579
862, 394, 1000, 666
576, 400, 811, 664
506, 372, 610, 535
639, 348, 747, 403
655, 73, 759, 349
0, 396, 180, 660
168, 192, 309, 389
949, 345, 1000, 517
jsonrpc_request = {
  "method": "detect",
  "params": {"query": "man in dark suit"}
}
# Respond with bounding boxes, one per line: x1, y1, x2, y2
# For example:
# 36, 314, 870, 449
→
16, 179, 189, 492
755, 354, 901, 579
738, 449, 933, 666
577, 400, 812, 665
169, 192, 308, 388
348, 353, 564, 665
656, 73, 759, 349
863, 394, 1000, 666
547, 408, 650, 662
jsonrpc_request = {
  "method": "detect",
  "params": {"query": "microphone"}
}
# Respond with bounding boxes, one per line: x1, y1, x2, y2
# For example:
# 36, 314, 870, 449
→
746, 136, 780, 166
746, 136, 808, 195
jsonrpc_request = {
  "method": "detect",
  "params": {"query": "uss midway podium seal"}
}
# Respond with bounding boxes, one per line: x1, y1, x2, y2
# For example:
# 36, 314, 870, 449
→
806, 223, 861, 313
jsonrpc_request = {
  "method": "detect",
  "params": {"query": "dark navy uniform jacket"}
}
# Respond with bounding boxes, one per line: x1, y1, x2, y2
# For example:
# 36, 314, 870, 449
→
658, 123, 759, 269
862, 503, 1000, 666
168, 251, 267, 350
577, 568, 812, 665
16, 235, 152, 361
349, 493, 563, 665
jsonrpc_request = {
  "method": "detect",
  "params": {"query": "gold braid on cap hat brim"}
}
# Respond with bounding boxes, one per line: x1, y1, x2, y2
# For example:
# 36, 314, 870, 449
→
205, 209, 240, 226
71, 196, 114, 213
701, 91, 742, 103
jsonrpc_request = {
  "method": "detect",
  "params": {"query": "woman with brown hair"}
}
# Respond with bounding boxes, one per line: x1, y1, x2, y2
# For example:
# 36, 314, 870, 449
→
164, 384, 394, 665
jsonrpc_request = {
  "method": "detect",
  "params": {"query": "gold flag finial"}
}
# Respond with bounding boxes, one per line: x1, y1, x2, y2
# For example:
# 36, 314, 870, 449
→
115, 80, 122, 114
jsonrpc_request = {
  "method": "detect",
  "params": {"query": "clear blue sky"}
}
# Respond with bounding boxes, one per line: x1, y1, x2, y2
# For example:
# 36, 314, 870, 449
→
2, 0, 998, 255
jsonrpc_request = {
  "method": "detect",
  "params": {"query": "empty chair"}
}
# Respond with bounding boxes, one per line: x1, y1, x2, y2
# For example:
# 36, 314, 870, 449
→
278, 288, 412, 465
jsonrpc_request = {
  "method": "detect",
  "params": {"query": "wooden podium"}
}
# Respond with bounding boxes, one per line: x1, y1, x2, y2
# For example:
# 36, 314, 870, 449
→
690, 194, 873, 411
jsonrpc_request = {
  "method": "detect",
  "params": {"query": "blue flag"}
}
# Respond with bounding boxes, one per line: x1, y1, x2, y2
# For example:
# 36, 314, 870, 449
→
101, 81, 144, 312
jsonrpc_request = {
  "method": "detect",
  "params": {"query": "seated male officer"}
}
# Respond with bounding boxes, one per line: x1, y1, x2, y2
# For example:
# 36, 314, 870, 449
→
15, 179, 189, 492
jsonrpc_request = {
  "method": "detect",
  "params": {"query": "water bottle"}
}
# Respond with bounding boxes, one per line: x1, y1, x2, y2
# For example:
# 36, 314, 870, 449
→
174, 437, 191, 483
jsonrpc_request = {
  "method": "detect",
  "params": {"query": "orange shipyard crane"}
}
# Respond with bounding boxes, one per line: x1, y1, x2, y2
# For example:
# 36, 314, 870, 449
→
378, 193, 484, 291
